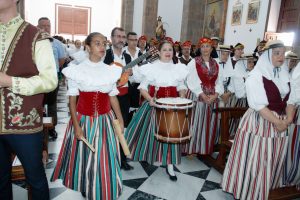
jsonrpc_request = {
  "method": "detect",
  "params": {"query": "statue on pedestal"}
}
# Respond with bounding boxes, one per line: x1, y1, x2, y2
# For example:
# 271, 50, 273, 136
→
155, 16, 166, 41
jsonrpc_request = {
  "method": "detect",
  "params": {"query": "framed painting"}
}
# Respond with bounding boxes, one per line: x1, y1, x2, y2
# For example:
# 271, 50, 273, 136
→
246, 1, 260, 24
203, 0, 228, 40
231, 4, 243, 26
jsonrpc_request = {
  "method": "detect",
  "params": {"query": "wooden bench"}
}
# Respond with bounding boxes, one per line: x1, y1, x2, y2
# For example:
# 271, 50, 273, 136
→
200, 107, 247, 173
200, 107, 300, 200
11, 117, 53, 200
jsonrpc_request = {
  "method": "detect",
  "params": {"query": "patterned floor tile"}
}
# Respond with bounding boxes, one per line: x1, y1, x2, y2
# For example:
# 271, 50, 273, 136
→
200, 180, 221, 192
185, 169, 210, 180
128, 190, 165, 200
123, 177, 148, 189
139, 161, 159, 176
138, 167, 205, 200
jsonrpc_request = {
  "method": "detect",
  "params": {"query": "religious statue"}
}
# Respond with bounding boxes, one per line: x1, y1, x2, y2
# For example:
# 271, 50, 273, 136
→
155, 16, 166, 41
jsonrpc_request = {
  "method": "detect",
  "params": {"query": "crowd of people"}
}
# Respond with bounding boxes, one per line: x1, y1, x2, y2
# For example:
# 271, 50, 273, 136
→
1, 1, 300, 200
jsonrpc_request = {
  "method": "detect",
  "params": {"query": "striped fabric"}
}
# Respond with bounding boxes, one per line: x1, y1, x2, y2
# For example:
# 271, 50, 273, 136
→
186, 89, 197, 102
282, 106, 300, 187
221, 108, 288, 200
217, 95, 248, 139
51, 111, 122, 200
182, 100, 220, 155
125, 102, 181, 165
228, 97, 248, 138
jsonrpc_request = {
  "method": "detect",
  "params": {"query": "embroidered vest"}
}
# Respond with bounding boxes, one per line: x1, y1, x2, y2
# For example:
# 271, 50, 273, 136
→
0, 22, 50, 134
195, 56, 219, 95
263, 77, 290, 115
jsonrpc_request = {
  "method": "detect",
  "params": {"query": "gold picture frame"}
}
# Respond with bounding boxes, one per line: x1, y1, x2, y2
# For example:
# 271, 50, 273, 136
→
246, 1, 260, 24
203, 0, 228, 40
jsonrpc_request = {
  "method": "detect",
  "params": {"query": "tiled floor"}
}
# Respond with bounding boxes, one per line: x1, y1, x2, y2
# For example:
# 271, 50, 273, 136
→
12, 84, 235, 200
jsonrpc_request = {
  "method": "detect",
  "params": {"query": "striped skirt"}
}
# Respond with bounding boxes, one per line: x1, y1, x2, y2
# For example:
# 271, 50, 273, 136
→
125, 102, 181, 165
51, 111, 122, 200
182, 100, 220, 155
222, 109, 288, 200
282, 106, 300, 187
228, 97, 248, 138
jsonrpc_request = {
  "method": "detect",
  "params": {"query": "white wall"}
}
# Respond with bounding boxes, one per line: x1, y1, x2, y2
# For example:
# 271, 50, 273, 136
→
25, 0, 121, 41
132, 0, 144, 36
157, 0, 184, 41
224, 0, 270, 53
267, 0, 282, 32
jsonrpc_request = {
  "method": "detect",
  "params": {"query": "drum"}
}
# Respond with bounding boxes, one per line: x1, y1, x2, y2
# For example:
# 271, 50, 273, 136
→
154, 97, 193, 143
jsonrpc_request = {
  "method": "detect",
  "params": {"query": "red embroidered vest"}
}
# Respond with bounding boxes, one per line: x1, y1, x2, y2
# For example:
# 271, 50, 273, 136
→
0, 22, 50, 134
195, 56, 219, 95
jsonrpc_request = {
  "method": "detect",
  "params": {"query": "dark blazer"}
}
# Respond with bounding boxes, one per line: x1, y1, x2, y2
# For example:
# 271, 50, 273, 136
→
103, 48, 131, 65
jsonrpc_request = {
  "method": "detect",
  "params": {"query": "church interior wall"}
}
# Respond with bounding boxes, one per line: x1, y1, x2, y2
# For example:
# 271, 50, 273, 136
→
224, 0, 270, 53
25, 0, 121, 40
132, 0, 144, 36
157, 0, 184, 41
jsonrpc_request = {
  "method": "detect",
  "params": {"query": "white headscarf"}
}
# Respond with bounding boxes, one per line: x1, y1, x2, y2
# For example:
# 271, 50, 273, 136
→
251, 48, 290, 97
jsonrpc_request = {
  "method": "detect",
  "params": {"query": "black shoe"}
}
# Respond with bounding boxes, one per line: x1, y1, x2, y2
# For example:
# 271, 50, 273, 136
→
81, 191, 86, 197
49, 129, 58, 139
121, 161, 134, 171
166, 167, 177, 181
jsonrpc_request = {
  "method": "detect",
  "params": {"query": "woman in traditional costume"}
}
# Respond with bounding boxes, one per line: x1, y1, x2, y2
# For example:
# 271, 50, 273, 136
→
183, 37, 223, 155
125, 39, 188, 181
221, 40, 295, 200
51, 32, 124, 200
282, 62, 300, 188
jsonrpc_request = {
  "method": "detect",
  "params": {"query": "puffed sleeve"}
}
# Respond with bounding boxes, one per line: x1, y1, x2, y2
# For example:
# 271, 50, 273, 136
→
245, 72, 268, 111
177, 80, 187, 91
186, 65, 202, 97
137, 63, 152, 91
138, 79, 150, 91
66, 79, 79, 96
215, 69, 224, 95
108, 83, 119, 96
131, 65, 143, 83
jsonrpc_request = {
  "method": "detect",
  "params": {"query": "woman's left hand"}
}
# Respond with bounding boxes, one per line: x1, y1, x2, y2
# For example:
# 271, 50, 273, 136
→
208, 93, 218, 103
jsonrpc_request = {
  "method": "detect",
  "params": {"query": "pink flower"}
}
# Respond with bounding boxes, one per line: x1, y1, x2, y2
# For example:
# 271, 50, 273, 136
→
12, 116, 21, 124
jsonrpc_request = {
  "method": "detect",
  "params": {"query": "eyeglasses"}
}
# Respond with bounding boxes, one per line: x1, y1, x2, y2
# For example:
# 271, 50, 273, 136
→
128, 39, 138, 42
113, 35, 126, 39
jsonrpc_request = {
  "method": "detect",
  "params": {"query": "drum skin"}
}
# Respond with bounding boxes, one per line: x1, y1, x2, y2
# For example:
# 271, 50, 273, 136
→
155, 98, 193, 143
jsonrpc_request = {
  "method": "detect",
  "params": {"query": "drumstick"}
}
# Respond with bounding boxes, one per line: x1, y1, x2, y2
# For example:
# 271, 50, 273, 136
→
153, 86, 159, 102
113, 119, 131, 156
80, 136, 96, 153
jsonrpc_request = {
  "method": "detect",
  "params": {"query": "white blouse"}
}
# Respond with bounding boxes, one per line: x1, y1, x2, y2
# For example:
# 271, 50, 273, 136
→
215, 58, 235, 94
137, 60, 188, 91
186, 60, 224, 98
231, 60, 250, 98
62, 59, 122, 96
288, 62, 300, 105
246, 69, 290, 111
